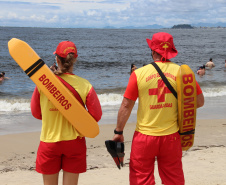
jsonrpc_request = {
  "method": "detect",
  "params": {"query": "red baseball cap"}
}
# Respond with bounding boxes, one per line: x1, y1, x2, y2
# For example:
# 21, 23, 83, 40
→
53, 41, 78, 58
146, 32, 178, 60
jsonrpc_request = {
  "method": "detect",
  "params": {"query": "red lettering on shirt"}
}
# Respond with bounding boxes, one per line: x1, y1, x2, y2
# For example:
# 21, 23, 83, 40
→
149, 79, 172, 103
150, 103, 172, 109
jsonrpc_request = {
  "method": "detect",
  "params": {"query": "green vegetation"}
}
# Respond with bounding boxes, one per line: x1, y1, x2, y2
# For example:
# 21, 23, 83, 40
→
172, 24, 194, 29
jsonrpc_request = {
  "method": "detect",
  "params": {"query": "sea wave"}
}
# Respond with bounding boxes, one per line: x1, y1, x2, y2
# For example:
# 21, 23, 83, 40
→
202, 86, 226, 97
98, 93, 123, 106
0, 93, 124, 112
1, 87, 225, 112
0, 99, 31, 112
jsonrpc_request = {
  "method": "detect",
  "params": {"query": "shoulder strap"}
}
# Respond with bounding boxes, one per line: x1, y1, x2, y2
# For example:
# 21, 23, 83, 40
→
151, 62, 177, 99
56, 75, 85, 108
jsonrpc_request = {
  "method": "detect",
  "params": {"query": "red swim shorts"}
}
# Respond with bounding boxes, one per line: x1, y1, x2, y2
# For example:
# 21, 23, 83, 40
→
130, 131, 184, 185
36, 137, 86, 174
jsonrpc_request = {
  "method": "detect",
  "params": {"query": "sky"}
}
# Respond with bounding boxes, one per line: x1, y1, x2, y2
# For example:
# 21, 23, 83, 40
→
0, 0, 226, 28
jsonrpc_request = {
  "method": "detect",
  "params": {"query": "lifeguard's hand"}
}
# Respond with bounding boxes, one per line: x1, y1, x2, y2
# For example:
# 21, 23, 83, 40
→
112, 134, 124, 143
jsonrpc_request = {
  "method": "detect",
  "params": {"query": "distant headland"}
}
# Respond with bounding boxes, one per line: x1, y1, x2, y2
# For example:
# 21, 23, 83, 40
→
172, 24, 194, 29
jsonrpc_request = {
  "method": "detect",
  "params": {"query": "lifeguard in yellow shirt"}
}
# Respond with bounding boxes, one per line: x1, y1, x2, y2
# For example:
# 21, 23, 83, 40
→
112, 32, 204, 185
31, 41, 102, 185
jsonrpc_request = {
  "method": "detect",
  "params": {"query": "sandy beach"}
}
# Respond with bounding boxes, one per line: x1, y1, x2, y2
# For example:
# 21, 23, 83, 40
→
0, 119, 226, 185
1, 26, 226, 185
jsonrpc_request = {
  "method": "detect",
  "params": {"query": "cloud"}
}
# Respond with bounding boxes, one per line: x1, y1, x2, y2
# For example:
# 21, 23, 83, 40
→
0, 1, 60, 10
98, 0, 125, 4
0, 0, 226, 27
0, 1, 62, 27
117, 0, 226, 27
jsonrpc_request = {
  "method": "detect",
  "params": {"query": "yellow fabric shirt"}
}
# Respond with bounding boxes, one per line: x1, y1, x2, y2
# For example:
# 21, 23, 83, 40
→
38, 74, 92, 142
126, 62, 180, 136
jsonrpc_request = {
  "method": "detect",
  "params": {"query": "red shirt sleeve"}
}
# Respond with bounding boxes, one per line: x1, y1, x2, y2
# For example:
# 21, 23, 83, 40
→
86, 87, 102, 122
124, 72, 138, 101
30, 86, 42, 120
196, 81, 202, 95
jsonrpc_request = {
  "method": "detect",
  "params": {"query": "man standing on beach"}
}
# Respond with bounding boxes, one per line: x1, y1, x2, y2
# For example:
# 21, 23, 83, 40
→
113, 32, 204, 185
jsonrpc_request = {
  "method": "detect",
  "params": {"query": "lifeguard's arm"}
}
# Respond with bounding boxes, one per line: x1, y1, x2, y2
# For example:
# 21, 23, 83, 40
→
30, 86, 42, 120
112, 72, 138, 142
196, 81, 204, 108
112, 97, 135, 142
86, 87, 102, 122
197, 93, 204, 108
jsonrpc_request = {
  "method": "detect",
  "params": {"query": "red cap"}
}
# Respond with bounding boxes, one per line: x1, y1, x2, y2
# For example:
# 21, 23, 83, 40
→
146, 32, 178, 60
53, 41, 78, 58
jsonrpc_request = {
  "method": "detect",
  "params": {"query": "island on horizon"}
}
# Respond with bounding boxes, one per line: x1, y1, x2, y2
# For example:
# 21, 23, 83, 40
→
172, 24, 194, 29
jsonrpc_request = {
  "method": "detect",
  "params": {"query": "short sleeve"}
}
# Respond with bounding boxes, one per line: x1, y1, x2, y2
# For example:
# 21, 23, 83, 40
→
124, 72, 138, 101
30, 86, 42, 120
196, 81, 202, 95
86, 87, 102, 122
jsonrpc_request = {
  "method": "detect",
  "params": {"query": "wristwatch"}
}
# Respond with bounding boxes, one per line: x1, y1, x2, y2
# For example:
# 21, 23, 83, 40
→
114, 129, 123, 135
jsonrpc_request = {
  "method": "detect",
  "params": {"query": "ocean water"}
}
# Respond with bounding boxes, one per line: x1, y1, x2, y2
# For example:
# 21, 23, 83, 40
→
0, 27, 226, 135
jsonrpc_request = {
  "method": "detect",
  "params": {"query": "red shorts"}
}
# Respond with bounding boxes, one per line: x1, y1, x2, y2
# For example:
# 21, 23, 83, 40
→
36, 137, 86, 174
130, 131, 184, 185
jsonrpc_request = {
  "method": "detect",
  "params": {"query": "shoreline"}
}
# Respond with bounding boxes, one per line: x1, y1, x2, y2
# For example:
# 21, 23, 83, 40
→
0, 119, 226, 184
1, 95, 226, 136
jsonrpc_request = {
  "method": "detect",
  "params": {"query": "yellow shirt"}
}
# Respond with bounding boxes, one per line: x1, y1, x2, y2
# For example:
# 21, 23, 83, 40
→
38, 74, 93, 142
124, 62, 180, 136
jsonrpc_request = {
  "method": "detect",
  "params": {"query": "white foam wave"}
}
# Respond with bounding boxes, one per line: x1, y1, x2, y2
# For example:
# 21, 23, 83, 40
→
1, 87, 225, 112
98, 93, 123, 106
202, 86, 226, 97
0, 93, 124, 112
0, 99, 30, 112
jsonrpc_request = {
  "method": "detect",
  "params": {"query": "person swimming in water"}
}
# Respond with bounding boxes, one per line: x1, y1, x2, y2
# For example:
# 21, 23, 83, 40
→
0, 74, 4, 82
1, 72, 10, 79
205, 58, 215, 68
197, 65, 205, 76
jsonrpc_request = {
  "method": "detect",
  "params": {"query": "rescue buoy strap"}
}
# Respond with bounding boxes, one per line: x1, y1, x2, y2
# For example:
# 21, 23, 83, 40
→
56, 76, 86, 108
179, 129, 195, 135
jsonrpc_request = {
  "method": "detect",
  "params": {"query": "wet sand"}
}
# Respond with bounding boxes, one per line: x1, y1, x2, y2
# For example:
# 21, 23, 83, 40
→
0, 119, 226, 184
